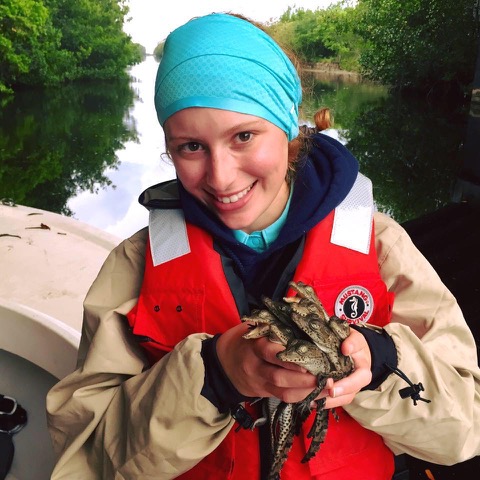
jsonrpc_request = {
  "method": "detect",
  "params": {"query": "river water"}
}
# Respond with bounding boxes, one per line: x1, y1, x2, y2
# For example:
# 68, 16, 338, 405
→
67, 57, 176, 238
0, 57, 468, 238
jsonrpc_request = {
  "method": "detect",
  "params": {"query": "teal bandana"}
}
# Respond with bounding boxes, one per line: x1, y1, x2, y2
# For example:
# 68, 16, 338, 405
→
154, 13, 302, 140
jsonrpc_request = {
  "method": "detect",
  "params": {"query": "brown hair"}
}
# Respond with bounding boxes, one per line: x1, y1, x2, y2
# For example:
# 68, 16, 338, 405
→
288, 108, 334, 182
314, 107, 334, 131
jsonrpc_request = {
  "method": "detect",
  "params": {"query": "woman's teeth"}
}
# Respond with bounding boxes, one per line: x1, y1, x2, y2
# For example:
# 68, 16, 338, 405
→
217, 184, 252, 204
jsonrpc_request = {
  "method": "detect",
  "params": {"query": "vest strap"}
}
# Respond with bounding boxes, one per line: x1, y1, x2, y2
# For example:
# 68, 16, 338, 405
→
331, 172, 374, 254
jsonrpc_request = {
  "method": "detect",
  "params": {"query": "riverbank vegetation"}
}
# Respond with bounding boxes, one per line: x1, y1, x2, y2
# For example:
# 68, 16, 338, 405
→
2, 0, 478, 97
0, 0, 142, 94
268, 0, 479, 97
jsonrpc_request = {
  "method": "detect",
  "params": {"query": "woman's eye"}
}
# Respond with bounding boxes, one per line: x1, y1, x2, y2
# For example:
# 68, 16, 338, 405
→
180, 142, 203, 152
237, 131, 252, 142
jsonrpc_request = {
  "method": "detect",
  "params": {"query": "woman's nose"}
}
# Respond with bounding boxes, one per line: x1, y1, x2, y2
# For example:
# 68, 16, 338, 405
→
206, 149, 236, 191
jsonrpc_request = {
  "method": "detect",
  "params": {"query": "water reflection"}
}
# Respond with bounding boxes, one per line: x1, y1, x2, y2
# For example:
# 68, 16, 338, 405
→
0, 74, 137, 216
66, 57, 175, 237
0, 58, 468, 237
301, 73, 467, 223
301, 71, 389, 129
345, 95, 466, 223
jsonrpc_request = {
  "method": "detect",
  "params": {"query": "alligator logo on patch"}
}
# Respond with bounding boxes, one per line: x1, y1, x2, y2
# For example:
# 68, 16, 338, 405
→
334, 285, 373, 324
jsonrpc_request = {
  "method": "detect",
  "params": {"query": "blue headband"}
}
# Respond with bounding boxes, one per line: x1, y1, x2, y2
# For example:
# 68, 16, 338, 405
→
154, 13, 302, 141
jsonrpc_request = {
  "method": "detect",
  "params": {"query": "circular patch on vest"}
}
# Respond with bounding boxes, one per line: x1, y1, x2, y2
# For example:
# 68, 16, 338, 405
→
334, 285, 374, 324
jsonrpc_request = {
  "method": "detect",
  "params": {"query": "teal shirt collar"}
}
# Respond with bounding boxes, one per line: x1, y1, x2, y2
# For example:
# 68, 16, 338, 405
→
233, 186, 294, 253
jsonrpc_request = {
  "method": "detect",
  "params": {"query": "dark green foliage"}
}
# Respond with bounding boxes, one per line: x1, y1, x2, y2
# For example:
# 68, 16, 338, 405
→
264, 0, 479, 94
355, 0, 480, 93
0, 0, 142, 93
0, 0, 60, 91
153, 41, 165, 61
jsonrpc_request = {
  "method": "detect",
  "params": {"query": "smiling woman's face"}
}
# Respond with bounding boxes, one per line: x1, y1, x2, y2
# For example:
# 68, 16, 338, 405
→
164, 107, 290, 234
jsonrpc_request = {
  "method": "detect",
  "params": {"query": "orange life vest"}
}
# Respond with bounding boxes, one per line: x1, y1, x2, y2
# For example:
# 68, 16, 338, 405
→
127, 208, 395, 480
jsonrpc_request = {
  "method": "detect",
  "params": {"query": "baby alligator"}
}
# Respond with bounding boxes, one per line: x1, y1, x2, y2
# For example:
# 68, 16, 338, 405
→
241, 281, 353, 479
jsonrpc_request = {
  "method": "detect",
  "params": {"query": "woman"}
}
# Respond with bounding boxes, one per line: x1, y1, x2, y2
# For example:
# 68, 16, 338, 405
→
46, 13, 480, 480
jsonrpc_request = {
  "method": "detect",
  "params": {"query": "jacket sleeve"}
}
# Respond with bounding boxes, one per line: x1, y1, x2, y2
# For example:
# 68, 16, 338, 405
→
46, 228, 234, 479
344, 212, 480, 465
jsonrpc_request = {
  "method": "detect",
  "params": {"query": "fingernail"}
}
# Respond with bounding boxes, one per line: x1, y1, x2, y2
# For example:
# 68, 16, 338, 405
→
331, 387, 342, 398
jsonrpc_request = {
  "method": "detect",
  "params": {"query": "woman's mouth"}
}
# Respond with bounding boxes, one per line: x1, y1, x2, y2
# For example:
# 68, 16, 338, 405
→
215, 183, 254, 204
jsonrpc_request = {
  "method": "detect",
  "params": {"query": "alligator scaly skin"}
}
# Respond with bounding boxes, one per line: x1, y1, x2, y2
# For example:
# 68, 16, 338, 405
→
241, 281, 353, 478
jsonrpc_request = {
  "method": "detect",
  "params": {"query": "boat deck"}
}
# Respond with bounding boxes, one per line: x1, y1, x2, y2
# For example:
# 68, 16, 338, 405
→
0, 203, 120, 332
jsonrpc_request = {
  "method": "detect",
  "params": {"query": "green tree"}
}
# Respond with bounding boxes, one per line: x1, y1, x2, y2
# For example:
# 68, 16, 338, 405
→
320, 3, 364, 71
47, 0, 141, 80
0, 0, 141, 92
356, 0, 480, 93
153, 41, 165, 61
0, 0, 64, 92
284, 8, 336, 61
268, 2, 363, 71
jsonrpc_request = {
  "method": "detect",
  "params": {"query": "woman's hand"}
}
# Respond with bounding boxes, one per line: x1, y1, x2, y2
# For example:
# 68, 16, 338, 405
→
216, 323, 318, 403
322, 328, 372, 409
216, 324, 372, 407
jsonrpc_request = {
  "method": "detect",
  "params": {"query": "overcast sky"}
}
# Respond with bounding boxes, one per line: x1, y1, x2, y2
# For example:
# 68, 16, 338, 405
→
124, 0, 337, 53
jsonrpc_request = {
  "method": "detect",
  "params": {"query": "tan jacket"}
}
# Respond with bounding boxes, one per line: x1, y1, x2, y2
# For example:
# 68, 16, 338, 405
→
46, 212, 480, 479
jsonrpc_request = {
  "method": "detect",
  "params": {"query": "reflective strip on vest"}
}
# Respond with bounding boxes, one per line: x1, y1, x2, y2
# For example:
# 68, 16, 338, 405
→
149, 208, 190, 266
331, 172, 374, 254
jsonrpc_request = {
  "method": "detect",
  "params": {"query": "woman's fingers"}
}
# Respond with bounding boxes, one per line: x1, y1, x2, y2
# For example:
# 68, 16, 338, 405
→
316, 329, 373, 409
322, 367, 372, 408
216, 323, 316, 398
216, 324, 375, 406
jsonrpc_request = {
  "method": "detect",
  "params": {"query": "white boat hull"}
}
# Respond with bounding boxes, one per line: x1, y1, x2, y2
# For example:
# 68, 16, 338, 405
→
0, 204, 120, 479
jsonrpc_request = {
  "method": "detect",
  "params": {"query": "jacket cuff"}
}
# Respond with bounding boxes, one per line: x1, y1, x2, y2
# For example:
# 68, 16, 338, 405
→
350, 325, 398, 390
200, 334, 251, 413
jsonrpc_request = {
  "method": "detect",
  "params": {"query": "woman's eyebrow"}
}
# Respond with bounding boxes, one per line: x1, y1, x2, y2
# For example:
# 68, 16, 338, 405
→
167, 120, 265, 142
224, 120, 265, 134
